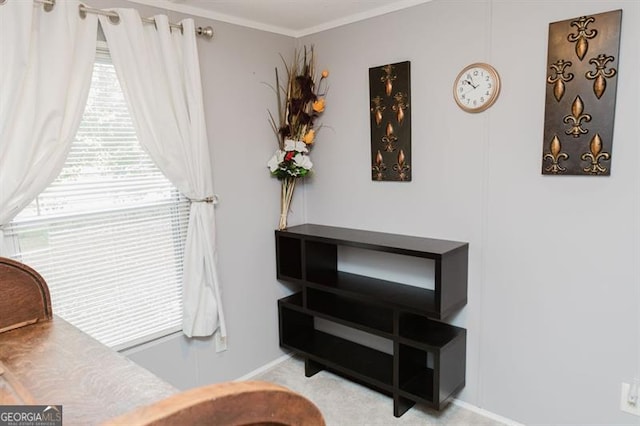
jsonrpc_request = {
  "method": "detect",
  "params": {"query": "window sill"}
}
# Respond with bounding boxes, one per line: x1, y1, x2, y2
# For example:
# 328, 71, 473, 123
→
117, 326, 183, 355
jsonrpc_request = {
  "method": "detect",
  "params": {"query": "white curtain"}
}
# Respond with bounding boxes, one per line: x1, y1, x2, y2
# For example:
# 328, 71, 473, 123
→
0, 0, 97, 253
98, 10, 226, 340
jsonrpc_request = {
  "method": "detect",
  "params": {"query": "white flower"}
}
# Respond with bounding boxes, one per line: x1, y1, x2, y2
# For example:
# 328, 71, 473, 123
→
284, 138, 308, 153
268, 150, 285, 172
294, 153, 313, 170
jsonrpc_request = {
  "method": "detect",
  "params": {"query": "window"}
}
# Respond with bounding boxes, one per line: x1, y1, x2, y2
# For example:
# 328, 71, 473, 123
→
4, 46, 190, 350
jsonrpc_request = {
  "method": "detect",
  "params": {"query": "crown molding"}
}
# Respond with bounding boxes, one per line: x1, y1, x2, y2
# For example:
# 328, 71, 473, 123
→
125, 0, 299, 37
125, 0, 433, 38
294, 0, 433, 37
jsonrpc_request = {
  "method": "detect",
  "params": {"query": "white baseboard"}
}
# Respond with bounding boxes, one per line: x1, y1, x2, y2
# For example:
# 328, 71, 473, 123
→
234, 353, 292, 382
452, 398, 525, 426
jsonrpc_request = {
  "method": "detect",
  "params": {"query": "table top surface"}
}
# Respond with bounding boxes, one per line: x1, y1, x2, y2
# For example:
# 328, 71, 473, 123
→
0, 316, 178, 425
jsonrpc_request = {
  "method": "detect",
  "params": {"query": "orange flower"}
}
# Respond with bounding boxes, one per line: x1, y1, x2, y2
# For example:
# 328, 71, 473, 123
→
303, 129, 315, 145
312, 98, 325, 113
321, 69, 329, 78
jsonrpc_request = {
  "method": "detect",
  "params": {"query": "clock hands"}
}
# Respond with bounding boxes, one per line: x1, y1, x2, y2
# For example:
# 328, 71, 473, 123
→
462, 79, 478, 89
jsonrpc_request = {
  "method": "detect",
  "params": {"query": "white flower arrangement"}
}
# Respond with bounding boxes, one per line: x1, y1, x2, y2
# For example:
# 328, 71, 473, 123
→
268, 138, 313, 178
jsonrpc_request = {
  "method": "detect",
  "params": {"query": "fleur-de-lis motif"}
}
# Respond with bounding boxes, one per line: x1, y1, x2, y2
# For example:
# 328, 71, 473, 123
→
381, 122, 397, 152
372, 150, 386, 181
380, 64, 396, 96
392, 92, 409, 125
370, 96, 385, 127
543, 135, 569, 173
547, 59, 574, 102
567, 16, 597, 61
392, 149, 410, 181
581, 133, 610, 174
563, 96, 592, 137
586, 54, 617, 99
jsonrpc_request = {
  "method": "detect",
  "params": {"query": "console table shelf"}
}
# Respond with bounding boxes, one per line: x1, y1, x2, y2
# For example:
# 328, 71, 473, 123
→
276, 224, 468, 417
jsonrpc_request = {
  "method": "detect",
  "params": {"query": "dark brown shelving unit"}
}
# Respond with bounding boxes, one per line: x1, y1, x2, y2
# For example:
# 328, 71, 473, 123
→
276, 224, 468, 417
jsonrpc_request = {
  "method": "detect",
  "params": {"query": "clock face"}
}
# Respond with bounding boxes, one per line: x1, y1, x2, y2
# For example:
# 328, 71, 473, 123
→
453, 63, 501, 113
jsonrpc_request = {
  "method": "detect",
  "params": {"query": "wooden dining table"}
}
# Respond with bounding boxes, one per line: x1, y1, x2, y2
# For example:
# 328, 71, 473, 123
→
0, 316, 178, 425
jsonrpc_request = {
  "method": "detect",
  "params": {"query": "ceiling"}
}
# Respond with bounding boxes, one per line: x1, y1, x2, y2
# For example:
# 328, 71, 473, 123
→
126, 0, 432, 37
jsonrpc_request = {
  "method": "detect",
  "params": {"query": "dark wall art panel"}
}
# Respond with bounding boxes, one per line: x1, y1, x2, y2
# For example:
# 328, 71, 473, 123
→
369, 61, 411, 182
542, 9, 622, 176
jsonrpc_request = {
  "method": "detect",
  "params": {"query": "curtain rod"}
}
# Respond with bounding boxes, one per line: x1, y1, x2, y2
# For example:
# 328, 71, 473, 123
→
32, 0, 214, 39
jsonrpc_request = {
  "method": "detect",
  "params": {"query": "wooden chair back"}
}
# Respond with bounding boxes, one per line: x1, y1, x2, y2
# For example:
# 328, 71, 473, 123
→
104, 380, 325, 426
0, 257, 52, 333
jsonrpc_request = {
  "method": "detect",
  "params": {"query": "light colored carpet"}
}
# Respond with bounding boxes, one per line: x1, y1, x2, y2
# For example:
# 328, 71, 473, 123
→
253, 356, 506, 426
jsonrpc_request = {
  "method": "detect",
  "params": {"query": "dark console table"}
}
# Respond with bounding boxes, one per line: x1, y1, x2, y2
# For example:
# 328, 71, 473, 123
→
275, 224, 469, 417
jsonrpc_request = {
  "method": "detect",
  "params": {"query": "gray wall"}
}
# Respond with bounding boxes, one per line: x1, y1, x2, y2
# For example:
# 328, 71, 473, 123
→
299, 0, 640, 424
84, 0, 638, 424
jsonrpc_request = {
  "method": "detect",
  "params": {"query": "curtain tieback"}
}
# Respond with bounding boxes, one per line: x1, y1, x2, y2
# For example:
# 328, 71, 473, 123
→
189, 195, 219, 205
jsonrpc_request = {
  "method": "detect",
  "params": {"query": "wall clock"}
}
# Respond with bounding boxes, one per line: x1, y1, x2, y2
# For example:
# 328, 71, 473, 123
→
453, 63, 501, 113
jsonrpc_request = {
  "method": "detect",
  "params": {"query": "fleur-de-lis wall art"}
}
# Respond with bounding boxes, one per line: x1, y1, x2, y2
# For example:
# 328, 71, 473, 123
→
392, 92, 409, 125
381, 64, 397, 96
381, 122, 398, 152
369, 61, 411, 181
547, 59, 574, 102
370, 96, 385, 127
393, 149, 410, 181
567, 16, 597, 61
581, 133, 610, 174
586, 53, 617, 99
563, 96, 592, 138
543, 135, 569, 174
372, 150, 387, 181
541, 9, 621, 176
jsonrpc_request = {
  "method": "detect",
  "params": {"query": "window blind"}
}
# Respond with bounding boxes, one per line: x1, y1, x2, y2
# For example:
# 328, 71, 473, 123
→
6, 47, 190, 350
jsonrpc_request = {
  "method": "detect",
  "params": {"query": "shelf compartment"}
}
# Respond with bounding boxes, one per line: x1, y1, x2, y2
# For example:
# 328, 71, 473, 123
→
279, 298, 313, 347
437, 331, 466, 407
396, 335, 466, 410
397, 344, 435, 405
276, 235, 303, 280
280, 307, 393, 390
306, 271, 438, 319
285, 331, 394, 390
399, 368, 435, 405
280, 292, 393, 338
304, 239, 337, 283
306, 288, 393, 335
398, 312, 465, 350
